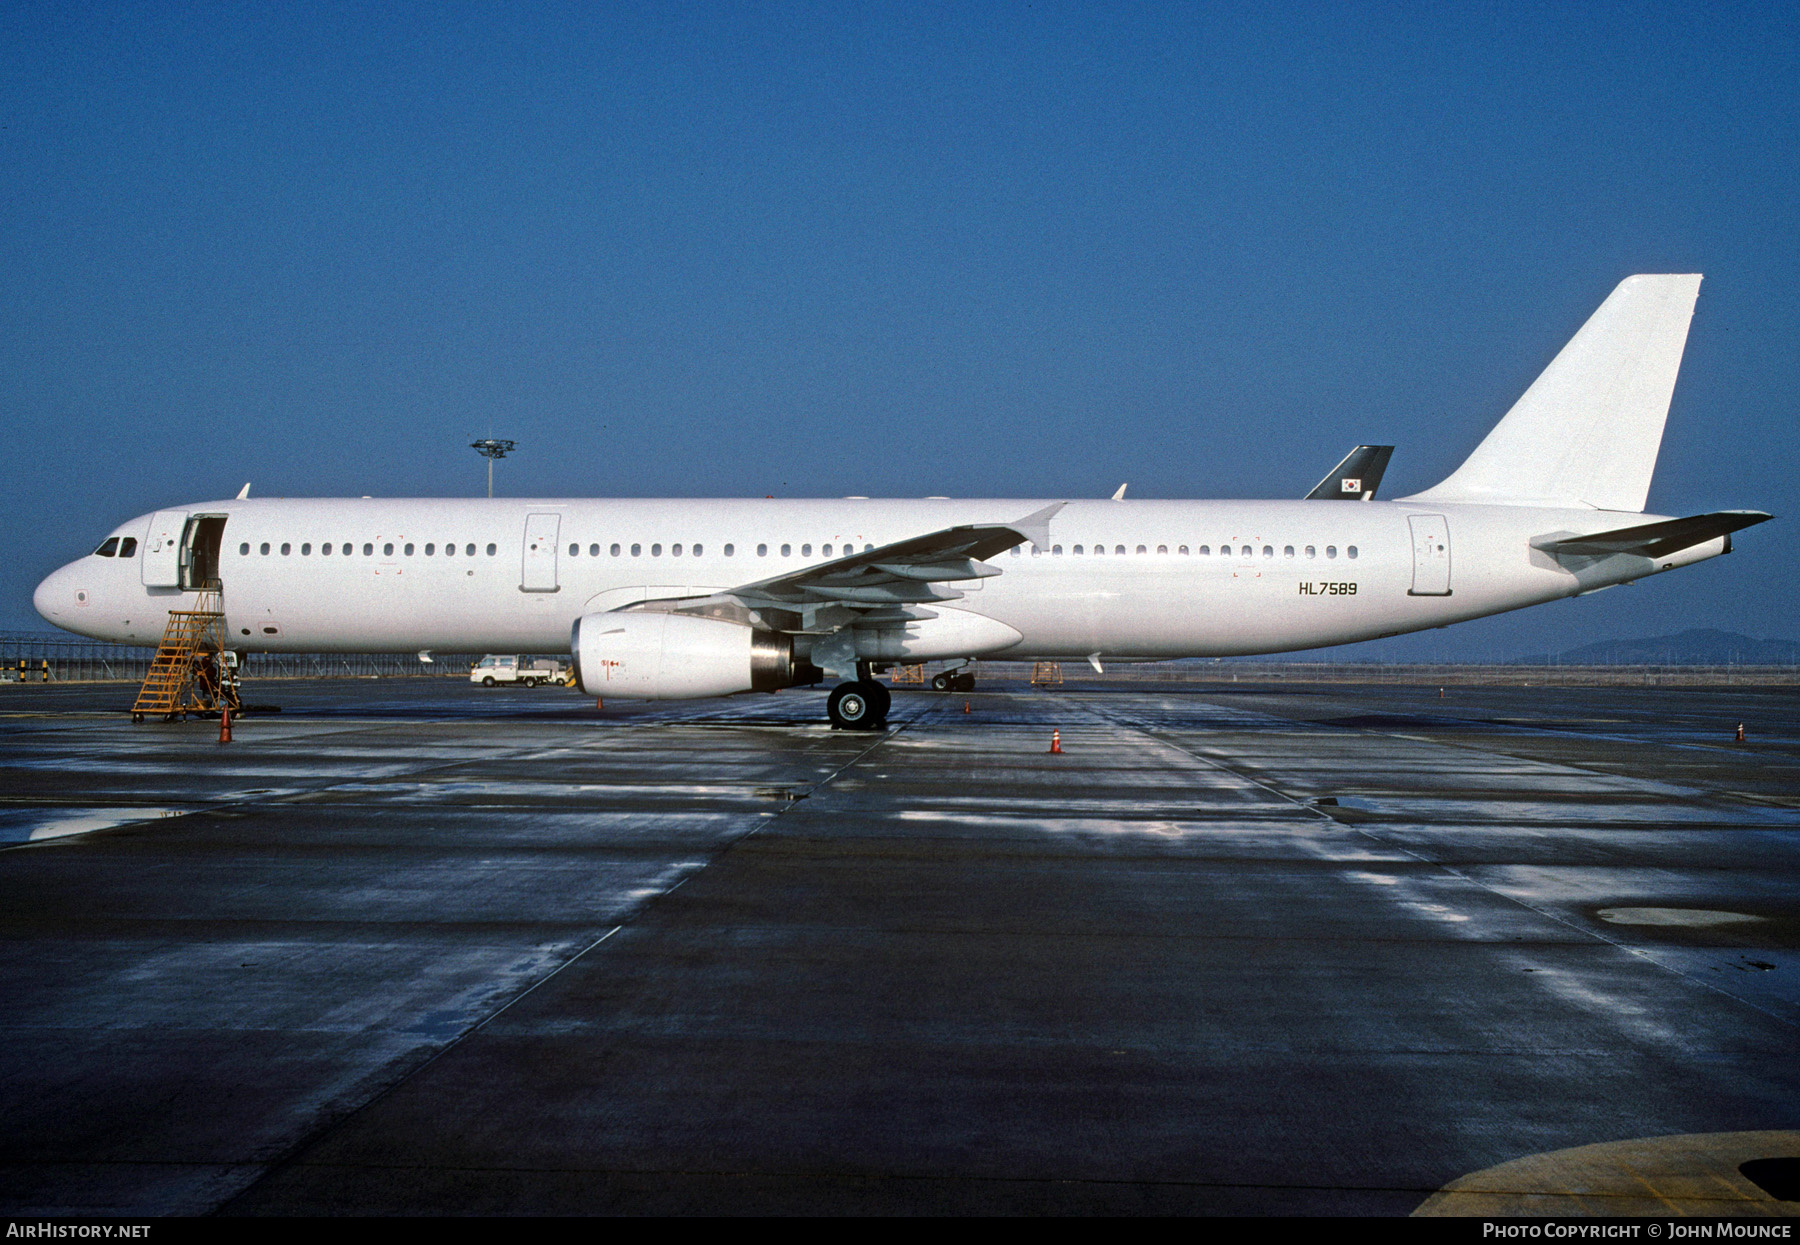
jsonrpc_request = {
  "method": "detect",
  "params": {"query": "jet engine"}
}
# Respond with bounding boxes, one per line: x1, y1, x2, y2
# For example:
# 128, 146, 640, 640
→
571, 612, 804, 699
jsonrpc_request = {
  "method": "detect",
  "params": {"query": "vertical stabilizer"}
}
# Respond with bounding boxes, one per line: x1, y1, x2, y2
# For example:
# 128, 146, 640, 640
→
1403, 274, 1701, 512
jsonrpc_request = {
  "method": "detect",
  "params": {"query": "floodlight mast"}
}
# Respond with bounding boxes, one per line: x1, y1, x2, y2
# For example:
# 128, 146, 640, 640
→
469, 439, 515, 498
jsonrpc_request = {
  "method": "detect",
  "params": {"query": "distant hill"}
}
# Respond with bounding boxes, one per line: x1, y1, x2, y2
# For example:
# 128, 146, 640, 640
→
1517, 629, 1800, 665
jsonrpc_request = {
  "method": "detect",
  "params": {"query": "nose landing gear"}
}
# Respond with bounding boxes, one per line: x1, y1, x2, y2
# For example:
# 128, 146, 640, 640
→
827, 680, 891, 730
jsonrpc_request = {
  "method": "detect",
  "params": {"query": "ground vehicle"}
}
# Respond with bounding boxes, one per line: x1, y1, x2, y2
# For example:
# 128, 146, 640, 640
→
470, 655, 567, 687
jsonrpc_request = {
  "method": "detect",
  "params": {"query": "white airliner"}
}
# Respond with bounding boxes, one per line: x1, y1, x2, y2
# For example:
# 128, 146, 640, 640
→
34, 274, 1771, 728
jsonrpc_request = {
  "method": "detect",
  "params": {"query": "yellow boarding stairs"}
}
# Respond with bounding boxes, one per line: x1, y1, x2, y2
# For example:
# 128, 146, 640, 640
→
131, 590, 239, 722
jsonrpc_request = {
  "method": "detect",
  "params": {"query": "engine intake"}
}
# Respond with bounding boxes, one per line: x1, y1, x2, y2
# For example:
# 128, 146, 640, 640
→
571, 612, 803, 699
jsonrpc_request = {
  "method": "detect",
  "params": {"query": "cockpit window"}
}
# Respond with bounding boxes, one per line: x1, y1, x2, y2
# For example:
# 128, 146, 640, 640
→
93, 538, 120, 557
119, 537, 137, 557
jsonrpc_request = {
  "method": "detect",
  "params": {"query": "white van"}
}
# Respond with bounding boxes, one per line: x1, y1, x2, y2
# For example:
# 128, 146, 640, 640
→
470, 655, 567, 688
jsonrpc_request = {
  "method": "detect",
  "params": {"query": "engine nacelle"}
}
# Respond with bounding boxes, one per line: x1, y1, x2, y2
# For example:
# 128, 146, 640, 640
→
571, 612, 797, 699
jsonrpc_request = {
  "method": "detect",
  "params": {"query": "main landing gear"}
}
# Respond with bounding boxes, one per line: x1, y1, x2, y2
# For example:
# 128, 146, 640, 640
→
827, 680, 891, 730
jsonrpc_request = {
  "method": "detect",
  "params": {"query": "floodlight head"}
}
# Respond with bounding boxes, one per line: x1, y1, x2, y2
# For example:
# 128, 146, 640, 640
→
470, 438, 516, 461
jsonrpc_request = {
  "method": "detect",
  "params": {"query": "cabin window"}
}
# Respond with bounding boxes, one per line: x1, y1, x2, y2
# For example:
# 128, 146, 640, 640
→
801, 543, 811, 557
403, 543, 413, 556
301, 543, 312, 556
758, 544, 768, 557
1011, 546, 1021, 557
631, 543, 641, 557
1030, 545, 1041, 557
1305, 545, 1316, 558
611, 544, 621, 556
119, 538, 137, 557
465, 543, 476, 556
693, 544, 703, 556
237, 542, 249, 557
822, 544, 833, 557
260, 543, 271, 555
1052, 545, 1063, 556
865, 544, 874, 552
781, 544, 791, 557
724, 544, 733, 556
671, 543, 682, 556
383, 543, 394, 557
1198, 545, 1210, 556
442, 543, 453, 556
1347, 545, 1358, 559
569, 543, 579, 557
1284, 546, 1295, 558
1072, 545, 1084, 555
651, 543, 662, 557
1135, 545, 1146, 555
589, 543, 599, 556
1157, 545, 1168, 554
361, 543, 372, 556
486, 543, 496, 556
1115, 545, 1126, 556
1326, 546, 1338, 559
1092, 545, 1104, 556
1178, 545, 1189, 555
1262, 546, 1272, 558
278, 543, 289, 555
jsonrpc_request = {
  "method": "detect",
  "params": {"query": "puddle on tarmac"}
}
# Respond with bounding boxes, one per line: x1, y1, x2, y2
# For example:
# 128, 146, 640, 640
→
1598, 907, 1768, 928
0, 807, 189, 844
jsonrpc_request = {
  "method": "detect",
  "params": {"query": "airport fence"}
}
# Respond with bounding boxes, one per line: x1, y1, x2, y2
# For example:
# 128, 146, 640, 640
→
0, 632, 488, 682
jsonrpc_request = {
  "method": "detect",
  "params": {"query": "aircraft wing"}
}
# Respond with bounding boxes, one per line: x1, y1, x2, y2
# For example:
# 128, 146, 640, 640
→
1306, 446, 1394, 500
727, 502, 1064, 608
1532, 510, 1772, 558
616, 502, 1064, 628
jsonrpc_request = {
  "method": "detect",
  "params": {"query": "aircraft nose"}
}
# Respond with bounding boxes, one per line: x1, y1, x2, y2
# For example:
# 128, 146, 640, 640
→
34, 564, 73, 625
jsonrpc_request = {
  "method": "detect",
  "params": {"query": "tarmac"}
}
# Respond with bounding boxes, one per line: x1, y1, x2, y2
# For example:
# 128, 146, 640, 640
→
1, 675, 1796, 1216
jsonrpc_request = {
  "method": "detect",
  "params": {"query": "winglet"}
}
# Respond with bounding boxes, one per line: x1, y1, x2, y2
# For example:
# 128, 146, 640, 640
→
1007, 502, 1065, 550
236, 482, 251, 499
1112, 483, 1127, 501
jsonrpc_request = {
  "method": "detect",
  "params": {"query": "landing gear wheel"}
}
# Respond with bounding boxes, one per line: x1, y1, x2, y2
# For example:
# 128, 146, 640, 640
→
953, 673, 975, 693
931, 671, 952, 692
828, 681, 885, 730
866, 681, 891, 721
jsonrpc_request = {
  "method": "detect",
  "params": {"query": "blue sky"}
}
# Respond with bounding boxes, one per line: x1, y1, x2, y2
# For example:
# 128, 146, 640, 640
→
4, 2, 1795, 656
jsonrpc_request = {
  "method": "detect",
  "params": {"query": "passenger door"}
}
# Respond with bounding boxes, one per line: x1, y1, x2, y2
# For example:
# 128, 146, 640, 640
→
1407, 514, 1452, 596
141, 511, 188, 588
521, 513, 561, 592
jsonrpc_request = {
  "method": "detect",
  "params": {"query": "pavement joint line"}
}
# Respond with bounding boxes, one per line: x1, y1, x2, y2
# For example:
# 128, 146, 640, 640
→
1114, 692, 1800, 1032
212, 704, 905, 1215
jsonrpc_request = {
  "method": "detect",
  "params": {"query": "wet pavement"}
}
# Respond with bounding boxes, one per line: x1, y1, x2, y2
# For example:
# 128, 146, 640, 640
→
0, 676, 1796, 1214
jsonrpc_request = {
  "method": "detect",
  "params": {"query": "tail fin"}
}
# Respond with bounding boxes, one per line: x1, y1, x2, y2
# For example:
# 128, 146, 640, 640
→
1306, 445, 1394, 500
1403, 274, 1702, 512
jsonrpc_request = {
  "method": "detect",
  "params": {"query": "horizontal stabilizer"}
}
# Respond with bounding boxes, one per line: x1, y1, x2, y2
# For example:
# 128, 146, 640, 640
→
1533, 510, 1772, 559
1306, 446, 1393, 500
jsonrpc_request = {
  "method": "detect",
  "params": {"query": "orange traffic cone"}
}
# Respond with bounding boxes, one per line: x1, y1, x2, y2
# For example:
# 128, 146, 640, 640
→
1736, 722, 1746, 742
218, 705, 233, 744
595, 698, 604, 710
964, 700, 971, 713
1049, 728, 1062, 754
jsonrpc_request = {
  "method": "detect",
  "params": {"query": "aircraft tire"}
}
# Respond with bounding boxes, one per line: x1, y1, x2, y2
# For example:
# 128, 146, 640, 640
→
827, 681, 884, 731
931, 671, 952, 692
867, 681, 891, 721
